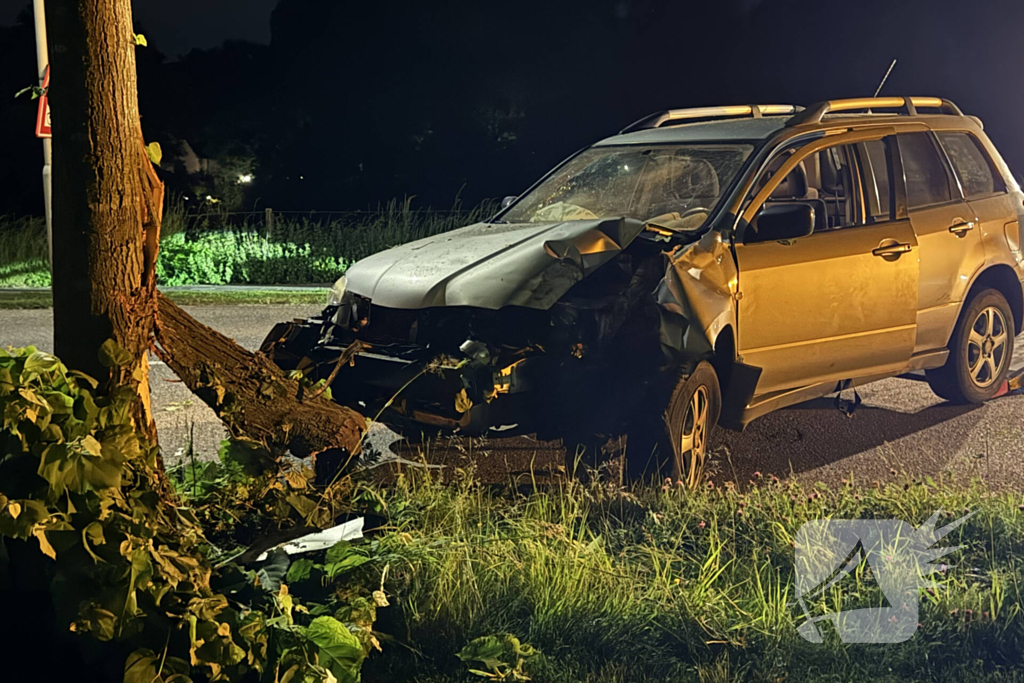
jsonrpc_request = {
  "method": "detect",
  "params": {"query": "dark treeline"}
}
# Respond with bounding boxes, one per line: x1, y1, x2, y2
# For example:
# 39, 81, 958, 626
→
3, 0, 1024, 215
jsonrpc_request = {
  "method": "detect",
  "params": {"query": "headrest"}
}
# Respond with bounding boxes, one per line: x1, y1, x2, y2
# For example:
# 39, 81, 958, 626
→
819, 149, 843, 193
770, 162, 808, 199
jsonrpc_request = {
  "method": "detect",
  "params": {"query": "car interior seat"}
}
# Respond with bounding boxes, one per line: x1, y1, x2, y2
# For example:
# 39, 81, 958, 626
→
816, 148, 852, 229
762, 157, 828, 233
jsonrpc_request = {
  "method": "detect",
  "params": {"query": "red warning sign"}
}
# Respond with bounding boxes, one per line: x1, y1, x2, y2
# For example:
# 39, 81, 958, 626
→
35, 65, 50, 138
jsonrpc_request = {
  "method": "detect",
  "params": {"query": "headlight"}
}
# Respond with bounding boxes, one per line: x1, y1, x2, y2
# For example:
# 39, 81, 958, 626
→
327, 275, 347, 306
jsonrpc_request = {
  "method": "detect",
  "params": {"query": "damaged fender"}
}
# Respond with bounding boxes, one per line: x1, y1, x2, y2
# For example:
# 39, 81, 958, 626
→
655, 229, 738, 359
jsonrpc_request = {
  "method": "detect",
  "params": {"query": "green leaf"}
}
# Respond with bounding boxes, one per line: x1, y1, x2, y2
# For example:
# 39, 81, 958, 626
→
124, 650, 192, 683
256, 548, 290, 593
38, 440, 125, 494
69, 370, 100, 390
218, 439, 276, 477
305, 616, 366, 683
124, 649, 161, 683
74, 603, 117, 641
134, 33, 148, 47
146, 141, 162, 166
14, 85, 45, 99
325, 554, 370, 580
285, 557, 315, 584
457, 635, 511, 671
0, 499, 50, 540
23, 351, 61, 375
98, 339, 132, 368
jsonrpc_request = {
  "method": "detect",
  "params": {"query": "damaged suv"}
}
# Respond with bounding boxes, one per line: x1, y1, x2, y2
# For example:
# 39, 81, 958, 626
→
263, 97, 1024, 481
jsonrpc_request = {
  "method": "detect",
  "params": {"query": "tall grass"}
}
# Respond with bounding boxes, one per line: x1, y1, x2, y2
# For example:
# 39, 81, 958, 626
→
362, 469, 1024, 682
0, 216, 48, 287
0, 198, 498, 288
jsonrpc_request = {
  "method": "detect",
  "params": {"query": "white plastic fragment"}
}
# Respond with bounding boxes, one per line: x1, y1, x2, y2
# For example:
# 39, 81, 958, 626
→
255, 517, 364, 562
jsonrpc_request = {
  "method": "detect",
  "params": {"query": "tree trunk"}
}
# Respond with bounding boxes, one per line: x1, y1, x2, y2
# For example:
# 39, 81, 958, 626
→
46, 0, 365, 464
153, 292, 365, 460
47, 0, 159, 439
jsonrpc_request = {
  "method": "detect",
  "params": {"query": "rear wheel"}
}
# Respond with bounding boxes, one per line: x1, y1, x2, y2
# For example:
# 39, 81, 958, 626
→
926, 288, 1015, 404
626, 361, 721, 485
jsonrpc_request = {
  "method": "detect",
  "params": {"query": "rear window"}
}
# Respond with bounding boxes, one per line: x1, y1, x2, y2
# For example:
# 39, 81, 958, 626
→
937, 131, 1006, 199
898, 133, 953, 209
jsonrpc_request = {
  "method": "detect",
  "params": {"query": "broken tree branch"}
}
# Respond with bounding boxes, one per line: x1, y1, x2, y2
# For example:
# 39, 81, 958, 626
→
153, 291, 365, 459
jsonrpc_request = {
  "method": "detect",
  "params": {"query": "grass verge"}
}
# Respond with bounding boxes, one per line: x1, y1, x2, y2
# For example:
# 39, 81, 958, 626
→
0, 287, 329, 309
358, 468, 1024, 682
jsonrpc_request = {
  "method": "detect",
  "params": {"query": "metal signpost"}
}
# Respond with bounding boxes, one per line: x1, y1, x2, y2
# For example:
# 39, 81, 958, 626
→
32, 0, 52, 267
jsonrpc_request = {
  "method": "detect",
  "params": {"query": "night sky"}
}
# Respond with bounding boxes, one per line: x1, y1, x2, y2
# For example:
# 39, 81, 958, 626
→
2, 0, 1024, 215
0, 0, 278, 56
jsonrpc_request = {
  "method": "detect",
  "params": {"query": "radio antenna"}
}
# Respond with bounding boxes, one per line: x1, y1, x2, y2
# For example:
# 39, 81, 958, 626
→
873, 59, 897, 98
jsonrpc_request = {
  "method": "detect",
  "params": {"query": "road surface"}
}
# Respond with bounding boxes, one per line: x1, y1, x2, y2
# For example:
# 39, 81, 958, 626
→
3, 305, 1023, 489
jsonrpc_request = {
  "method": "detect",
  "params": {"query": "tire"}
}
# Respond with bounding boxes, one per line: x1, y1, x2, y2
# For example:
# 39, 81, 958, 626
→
926, 288, 1015, 404
626, 361, 721, 485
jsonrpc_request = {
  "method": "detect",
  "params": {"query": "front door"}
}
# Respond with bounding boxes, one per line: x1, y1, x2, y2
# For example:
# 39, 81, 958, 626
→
734, 133, 919, 396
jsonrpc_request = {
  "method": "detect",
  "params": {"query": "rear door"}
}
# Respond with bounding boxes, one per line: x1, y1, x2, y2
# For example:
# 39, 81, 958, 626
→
897, 132, 986, 354
734, 131, 919, 396
935, 129, 1015, 265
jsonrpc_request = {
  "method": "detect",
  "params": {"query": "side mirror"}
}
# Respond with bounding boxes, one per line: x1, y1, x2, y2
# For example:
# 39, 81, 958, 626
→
746, 203, 815, 244
500, 195, 517, 210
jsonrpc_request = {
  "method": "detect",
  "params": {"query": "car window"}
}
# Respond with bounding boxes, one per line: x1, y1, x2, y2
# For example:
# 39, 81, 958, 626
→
753, 143, 859, 233
501, 144, 753, 228
898, 133, 953, 209
855, 139, 892, 222
936, 132, 1006, 199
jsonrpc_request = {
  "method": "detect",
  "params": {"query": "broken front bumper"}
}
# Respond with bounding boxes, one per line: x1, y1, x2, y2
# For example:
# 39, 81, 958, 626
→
261, 314, 586, 438
329, 347, 552, 436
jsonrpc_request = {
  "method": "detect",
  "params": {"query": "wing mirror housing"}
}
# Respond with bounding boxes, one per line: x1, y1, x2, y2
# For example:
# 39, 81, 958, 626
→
500, 195, 517, 210
746, 203, 815, 244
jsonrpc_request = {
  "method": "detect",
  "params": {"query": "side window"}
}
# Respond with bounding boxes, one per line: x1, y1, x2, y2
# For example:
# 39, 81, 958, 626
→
936, 132, 1006, 199
854, 139, 893, 222
749, 142, 870, 237
898, 133, 953, 209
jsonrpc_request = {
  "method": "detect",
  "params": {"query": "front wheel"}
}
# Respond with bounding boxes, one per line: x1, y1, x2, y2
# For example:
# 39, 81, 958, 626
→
627, 361, 721, 486
926, 288, 1015, 404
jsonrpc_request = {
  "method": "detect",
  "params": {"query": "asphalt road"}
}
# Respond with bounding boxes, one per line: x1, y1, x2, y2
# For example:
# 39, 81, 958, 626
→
3, 305, 1023, 490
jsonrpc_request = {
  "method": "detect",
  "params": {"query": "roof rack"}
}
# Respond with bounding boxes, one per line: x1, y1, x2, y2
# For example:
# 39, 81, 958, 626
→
620, 104, 803, 134
786, 96, 963, 127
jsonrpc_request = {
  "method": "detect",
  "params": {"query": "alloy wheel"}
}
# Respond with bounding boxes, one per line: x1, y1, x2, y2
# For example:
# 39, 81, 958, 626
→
967, 306, 1009, 389
679, 384, 710, 488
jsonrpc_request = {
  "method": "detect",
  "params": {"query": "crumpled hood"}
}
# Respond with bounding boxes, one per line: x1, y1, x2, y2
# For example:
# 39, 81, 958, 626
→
344, 217, 646, 310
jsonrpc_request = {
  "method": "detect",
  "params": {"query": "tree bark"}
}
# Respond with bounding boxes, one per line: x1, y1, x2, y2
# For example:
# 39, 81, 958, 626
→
47, 0, 158, 438
153, 292, 365, 460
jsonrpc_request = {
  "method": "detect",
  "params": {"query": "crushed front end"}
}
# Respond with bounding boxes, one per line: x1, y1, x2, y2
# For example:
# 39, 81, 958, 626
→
261, 242, 672, 439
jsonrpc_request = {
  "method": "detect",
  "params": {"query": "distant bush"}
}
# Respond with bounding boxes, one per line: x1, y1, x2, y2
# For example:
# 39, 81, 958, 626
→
156, 231, 350, 285
0, 198, 498, 288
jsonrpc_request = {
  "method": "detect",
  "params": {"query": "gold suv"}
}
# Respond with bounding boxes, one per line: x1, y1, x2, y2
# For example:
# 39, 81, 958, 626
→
266, 97, 1024, 482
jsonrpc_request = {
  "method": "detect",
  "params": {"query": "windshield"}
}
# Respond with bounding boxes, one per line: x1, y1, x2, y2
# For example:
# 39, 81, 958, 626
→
502, 143, 754, 230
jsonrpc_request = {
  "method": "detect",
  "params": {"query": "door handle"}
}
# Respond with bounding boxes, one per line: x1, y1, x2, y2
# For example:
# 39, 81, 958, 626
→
949, 220, 976, 236
872, 242, 913, 257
